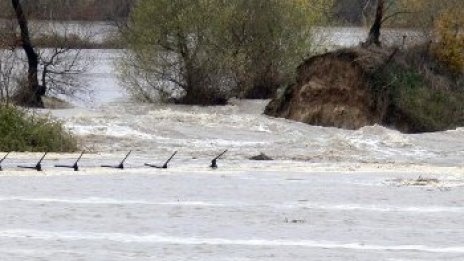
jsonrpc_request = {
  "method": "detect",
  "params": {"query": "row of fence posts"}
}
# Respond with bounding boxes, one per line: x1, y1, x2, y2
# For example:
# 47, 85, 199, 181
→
0, 150, 228, 172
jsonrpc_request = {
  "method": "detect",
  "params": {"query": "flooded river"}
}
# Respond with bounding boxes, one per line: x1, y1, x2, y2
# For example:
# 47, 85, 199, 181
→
0, 168, 463, 260
0, 26, 461, 260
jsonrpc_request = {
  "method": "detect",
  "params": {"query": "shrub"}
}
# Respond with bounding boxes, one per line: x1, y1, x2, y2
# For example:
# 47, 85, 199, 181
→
0, 105, 77, 152
432, 9, 464, 75
374, 60, 464, 132
394, 84, 464, 131
120, 0, 232, 105
225, 0, 329, 99
388, 68, 463, 131
119, 0, 330, 104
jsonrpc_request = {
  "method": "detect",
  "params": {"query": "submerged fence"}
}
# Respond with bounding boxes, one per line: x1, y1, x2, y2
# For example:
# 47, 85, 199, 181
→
0, 150, 228, 172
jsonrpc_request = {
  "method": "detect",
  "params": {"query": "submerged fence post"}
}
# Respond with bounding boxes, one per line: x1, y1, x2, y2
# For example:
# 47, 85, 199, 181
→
55, 151, 85, 171
145, 151, 177, 169
211, 150, 228, 169
101, 151, 132, 170
18, 152, 47, 172
0, 152, 10, 171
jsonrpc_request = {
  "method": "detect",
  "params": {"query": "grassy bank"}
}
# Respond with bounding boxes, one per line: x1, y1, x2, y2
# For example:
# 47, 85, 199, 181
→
0, 105, 77, 152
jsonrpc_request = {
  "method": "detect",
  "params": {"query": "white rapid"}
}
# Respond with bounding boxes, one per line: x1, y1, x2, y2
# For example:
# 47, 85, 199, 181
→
38, 50, 464, 165
53, 98, 464, 166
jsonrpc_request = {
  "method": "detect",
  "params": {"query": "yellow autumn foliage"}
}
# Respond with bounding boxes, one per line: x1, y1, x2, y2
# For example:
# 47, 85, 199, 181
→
291, 0, 333, 24
432, 8, 464, 74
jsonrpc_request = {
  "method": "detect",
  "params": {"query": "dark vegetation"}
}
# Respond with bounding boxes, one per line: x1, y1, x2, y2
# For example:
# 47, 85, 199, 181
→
0, 0, 134, 21
0, 105, 77, 152
375, 46, 464, 132
30, 34, 123, 49
0, 26, 124, 50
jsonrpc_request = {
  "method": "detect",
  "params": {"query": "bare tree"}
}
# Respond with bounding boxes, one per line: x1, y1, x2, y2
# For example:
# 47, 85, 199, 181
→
2, 1, 92, 106
11, 0, 44, 107
38, 52, 87, 98
0, 17, 19, 104
361, 0, 418, 47
33, 24, 92, 98
362, 0, 384, 47
0, 51, 17, 104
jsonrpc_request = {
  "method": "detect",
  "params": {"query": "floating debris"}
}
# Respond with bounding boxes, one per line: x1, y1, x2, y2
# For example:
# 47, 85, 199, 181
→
250, 153, 273, 161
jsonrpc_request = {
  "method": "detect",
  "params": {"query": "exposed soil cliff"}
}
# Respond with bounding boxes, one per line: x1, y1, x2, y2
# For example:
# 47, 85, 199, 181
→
265, 47, 464, 133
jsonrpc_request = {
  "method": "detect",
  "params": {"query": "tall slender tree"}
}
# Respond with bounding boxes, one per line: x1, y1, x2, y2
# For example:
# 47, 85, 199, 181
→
11, 0, 44, 107
363, 0, 384, 47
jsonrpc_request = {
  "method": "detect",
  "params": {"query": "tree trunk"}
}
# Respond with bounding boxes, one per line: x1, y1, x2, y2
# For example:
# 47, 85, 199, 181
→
363, 0, 384, 47
11, 0, 44, 107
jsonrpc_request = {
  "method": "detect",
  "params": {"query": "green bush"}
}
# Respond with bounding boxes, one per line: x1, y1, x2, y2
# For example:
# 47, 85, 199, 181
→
120, 0, 330, 104
120, 0, 232, 105
223, 0, 324, 99
432, 8, 464, 75
394, 85, 464, 131
0, 105, 77, 152
373, 65, 464, 132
